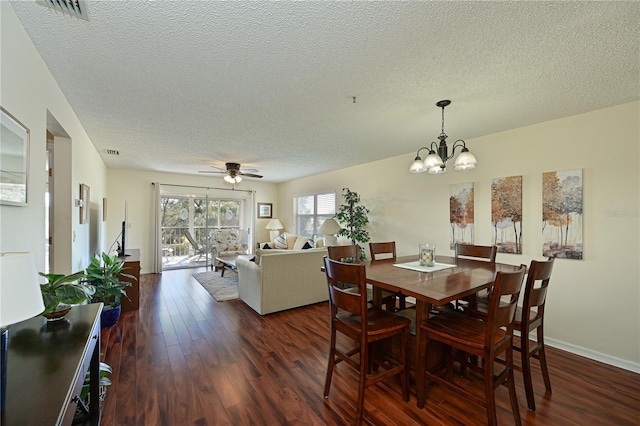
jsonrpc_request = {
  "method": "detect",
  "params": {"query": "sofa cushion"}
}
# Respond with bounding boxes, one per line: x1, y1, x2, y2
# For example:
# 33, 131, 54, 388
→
274, 233, 288, 249
284, 233, 298, 250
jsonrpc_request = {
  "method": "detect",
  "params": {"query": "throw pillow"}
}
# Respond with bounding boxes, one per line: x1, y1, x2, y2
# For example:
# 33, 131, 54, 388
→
274, 233, 288, 249
302, 241, 313, 250
262, 243, 272, 249
292, 236, 311, 250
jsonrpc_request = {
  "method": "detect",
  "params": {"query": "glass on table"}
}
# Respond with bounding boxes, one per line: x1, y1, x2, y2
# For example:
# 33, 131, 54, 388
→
419, 243, 436, 267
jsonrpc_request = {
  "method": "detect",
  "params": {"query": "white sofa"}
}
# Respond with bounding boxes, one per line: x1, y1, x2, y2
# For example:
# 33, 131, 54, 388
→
236, 247, 328, 315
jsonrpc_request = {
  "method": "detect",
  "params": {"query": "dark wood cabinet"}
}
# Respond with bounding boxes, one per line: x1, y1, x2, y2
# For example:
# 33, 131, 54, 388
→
119, 249, 140, 312
4, 303, 102, 426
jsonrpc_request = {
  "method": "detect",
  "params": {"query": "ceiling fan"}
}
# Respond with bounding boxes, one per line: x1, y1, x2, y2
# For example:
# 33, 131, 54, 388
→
198, 162, 263, 183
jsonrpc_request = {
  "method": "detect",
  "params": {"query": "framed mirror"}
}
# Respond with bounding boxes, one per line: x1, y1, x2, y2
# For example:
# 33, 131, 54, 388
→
0, 107, 29, 206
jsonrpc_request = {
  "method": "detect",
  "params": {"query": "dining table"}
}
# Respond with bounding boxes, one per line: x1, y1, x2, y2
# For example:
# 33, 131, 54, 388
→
364, 254, 522, 371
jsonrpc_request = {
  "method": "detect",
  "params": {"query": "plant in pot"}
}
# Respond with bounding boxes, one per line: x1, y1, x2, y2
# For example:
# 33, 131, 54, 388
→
335, 188, 371, 261
39, 271, 95, 321
85, 252, 134, 328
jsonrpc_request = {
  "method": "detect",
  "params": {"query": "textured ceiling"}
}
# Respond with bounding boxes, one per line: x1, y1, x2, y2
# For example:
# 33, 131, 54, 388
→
9, 1, 640, 183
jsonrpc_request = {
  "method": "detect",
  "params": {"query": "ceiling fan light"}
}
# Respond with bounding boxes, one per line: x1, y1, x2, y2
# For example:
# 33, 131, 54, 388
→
224, 175, 234, 183
409, 157, 427, 173
453, 150, 477, 170
235, 175, 242, 183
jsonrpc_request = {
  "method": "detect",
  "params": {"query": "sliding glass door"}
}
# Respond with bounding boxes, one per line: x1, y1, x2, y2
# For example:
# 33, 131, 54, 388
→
157, 185, 253, 271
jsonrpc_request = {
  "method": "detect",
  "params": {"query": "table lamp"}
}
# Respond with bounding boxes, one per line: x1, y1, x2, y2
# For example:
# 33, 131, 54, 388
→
318, 218, 341, 246
0, 252, 46, 413
265, 218, 284, 241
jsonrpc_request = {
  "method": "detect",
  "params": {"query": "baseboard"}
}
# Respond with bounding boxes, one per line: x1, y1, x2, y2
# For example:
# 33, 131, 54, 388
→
406, 298, 639, 374
542, 336, 640, 374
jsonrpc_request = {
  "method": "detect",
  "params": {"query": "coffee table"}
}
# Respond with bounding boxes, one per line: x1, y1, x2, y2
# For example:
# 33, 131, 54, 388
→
215, 254, 252, 277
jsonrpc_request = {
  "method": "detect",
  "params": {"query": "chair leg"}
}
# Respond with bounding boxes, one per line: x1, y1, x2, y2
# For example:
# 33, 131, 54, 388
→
537, 326, 552, 394
323, 329, 337, 398
355, 344, 368, 425
506, 346, 522, 426
520, 333, 536, 411
398, 295, 406, 311
484, 356, 498, 426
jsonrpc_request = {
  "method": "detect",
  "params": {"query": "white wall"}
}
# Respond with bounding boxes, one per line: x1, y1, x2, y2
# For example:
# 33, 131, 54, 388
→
106, 169, 278, 273
279, 101, 640, 368
0, 2, 108, 273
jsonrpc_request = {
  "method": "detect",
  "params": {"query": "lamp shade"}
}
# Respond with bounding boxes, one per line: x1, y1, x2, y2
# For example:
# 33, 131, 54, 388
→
0, 252, 45, 328
453, 150, 478, 170
265, 218, 284, 230
319, 218, 341, 235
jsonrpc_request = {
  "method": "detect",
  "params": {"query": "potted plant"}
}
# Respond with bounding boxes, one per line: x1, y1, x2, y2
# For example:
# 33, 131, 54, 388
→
335, 188, 371, 261
85, 252, 134, 328
38, 271, 94, 320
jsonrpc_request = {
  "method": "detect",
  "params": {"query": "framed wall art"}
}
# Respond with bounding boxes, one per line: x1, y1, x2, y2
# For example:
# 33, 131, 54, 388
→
0, 106, 30, 206
257, 202, 272, 219
491, 175, 523, 254
449, 182, 475, 249
80, 183, 90, 224
542, 169, 583, 259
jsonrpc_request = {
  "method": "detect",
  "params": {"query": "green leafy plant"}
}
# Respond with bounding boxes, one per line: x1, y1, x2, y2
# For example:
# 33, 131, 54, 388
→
39, 271, 94, 315
85, 252, 134, 307
335, 188, 371, 260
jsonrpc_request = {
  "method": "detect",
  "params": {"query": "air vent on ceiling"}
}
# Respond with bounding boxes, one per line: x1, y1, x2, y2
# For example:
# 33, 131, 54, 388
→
36, 0, 89, 21
105, 149, 120, 156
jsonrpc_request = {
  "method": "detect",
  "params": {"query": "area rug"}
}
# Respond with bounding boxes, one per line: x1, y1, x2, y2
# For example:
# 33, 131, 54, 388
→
192, 271, 239, 302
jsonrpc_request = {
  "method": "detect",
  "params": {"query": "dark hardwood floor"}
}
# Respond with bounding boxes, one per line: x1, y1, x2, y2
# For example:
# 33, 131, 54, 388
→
99, 269, 640, 425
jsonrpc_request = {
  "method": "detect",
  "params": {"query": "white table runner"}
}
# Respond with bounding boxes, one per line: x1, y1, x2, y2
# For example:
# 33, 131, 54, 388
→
393, 261, 456, 273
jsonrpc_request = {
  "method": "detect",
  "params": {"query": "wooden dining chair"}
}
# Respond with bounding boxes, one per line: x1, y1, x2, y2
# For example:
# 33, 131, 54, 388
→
327, 244, 397, 311
322, 256, 410, 425
455, 242, 497, 262
416, 265, 527, 426
454, 243, 497, 309
369, 242, 406, 311
465, 257, 555, 411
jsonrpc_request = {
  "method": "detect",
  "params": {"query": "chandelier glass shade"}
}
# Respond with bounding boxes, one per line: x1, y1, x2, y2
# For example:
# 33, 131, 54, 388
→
409, 100, 477, 174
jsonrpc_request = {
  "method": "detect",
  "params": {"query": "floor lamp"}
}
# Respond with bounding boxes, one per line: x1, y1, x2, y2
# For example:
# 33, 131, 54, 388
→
0, 253, 46, 415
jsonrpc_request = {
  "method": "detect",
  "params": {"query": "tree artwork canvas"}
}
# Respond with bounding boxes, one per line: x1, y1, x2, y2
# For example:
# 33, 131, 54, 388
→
542, 169, 583, 259
449, 183, 474, 249
491, 176, 523, 254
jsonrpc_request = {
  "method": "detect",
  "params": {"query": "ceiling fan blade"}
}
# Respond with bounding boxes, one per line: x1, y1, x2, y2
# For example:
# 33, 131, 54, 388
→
239, 168, 259, 174
198, 170, 226, 174
239, 172, 263, 178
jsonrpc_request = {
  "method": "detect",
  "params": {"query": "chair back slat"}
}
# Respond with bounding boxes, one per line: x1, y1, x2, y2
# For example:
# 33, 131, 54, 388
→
324, 256, 368, 317
327, 245, 360, 263
455, 243, 497, 263
369, 242, 396, 261
486, 265, 527, 344
522, 257, 555, 324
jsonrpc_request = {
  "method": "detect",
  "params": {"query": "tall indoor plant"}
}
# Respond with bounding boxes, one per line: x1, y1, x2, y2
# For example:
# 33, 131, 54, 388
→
335, 188, 371, 260
85, 252, 134, 328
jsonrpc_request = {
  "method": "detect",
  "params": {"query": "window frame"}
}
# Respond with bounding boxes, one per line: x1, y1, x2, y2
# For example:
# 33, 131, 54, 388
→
293, 191, 336, 238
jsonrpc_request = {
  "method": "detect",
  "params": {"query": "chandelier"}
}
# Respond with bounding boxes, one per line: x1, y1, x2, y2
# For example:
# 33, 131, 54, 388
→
409, 100, 477, 174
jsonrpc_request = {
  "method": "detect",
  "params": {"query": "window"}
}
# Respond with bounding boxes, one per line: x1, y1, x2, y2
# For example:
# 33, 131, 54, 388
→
294, 191, 336, 237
